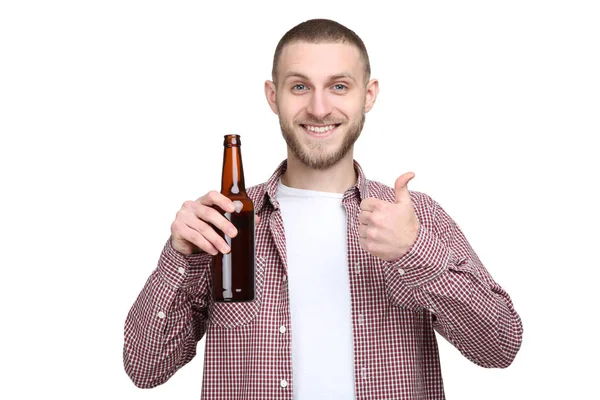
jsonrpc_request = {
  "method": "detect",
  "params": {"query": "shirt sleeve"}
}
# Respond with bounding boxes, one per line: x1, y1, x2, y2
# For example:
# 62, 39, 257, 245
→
382, 193, 523, 368
123, 239, 213, 388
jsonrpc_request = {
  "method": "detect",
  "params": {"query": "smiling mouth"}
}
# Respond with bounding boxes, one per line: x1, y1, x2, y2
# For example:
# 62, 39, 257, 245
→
300, 124, 342, 135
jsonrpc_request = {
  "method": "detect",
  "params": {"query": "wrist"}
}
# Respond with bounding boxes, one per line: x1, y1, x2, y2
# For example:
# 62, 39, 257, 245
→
383, 224, 449, 288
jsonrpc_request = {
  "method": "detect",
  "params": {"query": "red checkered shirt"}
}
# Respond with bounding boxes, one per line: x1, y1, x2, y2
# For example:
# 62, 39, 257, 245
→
124, 159, 523, 399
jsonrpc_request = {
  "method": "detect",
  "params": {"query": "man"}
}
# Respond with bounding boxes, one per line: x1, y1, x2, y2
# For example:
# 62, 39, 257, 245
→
124, 18, 523, 399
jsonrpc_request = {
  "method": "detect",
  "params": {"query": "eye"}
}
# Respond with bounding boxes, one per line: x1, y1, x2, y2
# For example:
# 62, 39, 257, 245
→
293, 84, 308, 91
332, 84, 347, 91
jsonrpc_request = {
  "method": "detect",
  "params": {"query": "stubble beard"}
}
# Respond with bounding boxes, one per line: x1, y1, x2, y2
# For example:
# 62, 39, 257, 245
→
279, 112, 366, 171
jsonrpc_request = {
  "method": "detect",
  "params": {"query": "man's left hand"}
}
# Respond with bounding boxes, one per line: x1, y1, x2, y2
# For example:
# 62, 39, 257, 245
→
359, 172, 420, 262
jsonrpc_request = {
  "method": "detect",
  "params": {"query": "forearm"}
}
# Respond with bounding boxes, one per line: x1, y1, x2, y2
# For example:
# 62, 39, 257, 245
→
123, 240, 212, 388
412, 263, 523, 368
383, 197, 523, 368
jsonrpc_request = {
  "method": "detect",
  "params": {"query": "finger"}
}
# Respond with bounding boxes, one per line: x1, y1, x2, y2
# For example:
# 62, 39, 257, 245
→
359, 236, 369, 252
178, 223, 220, 256
255, 214, 261, 226
184, 216, 231, 254
394, 172, 415, 203
191, 203, 238, 237
359, 236, 379, 255
360, 197, 383, 212
199, 190, 236, 213
358, 210, 372, 225
358, 223, 368, 239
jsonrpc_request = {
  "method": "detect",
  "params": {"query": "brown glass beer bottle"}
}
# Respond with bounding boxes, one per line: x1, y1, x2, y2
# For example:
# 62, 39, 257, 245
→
212, 134, 255, 302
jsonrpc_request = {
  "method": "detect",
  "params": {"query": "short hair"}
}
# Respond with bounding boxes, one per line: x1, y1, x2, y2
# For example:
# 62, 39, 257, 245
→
271, 19, 371, 85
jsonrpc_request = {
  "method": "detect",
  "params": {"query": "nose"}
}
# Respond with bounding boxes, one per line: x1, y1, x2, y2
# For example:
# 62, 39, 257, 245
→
306, 89, 332, 120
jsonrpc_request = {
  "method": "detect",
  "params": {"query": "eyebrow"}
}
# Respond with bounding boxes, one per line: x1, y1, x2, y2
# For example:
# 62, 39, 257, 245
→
283, 71, 357, 84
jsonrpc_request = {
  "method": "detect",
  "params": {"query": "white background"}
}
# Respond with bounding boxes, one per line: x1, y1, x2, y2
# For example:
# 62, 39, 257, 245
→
1, 0, 598, 398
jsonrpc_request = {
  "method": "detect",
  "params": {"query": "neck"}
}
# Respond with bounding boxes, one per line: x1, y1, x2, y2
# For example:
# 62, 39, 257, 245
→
221, 143, 246, 195
280, 149, 357, 193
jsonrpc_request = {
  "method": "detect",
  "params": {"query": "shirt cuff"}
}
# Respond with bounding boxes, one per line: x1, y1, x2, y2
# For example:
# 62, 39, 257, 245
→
157, 239, 213, 289
382, 224, 450, 289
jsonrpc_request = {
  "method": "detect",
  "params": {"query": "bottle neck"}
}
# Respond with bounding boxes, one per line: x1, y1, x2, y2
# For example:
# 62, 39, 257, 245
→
221, 144, 246, 195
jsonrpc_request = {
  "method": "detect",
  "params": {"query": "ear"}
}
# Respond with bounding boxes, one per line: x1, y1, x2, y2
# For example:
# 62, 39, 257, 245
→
264, 80, 279, 115
364, 79, 380, 113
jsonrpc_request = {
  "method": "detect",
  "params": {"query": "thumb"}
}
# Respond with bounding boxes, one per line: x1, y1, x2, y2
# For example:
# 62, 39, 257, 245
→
394, 172, 415, 203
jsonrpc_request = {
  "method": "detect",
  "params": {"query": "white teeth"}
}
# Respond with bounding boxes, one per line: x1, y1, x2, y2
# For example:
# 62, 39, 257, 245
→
306, 124, 335, 133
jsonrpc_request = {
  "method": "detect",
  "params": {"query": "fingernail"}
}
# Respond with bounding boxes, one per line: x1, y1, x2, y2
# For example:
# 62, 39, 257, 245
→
229, 203, 236, 212
222, 244, 230, 253
228, 228, 236, 236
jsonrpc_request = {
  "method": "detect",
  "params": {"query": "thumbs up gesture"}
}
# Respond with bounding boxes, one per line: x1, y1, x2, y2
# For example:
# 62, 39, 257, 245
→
358, 172, 420, 262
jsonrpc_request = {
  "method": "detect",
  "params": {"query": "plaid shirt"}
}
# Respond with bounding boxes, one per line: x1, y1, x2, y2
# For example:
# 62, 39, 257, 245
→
124, 159, 523, 399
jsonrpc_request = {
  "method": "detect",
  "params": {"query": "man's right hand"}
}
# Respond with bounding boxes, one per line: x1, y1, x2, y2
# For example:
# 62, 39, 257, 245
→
170, 191, 260, 256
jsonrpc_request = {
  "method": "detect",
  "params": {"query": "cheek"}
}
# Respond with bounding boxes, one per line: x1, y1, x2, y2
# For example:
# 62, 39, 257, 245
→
332, 98, 363, 118
278, 105, 299, 123
279, 95, 313, 119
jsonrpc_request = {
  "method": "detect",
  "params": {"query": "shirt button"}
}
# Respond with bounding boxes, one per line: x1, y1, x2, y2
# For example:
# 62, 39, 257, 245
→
280, 379, 288, 388
397, 268, 405, 275
279, 325, 287, 333
354, 263, 361, 274
157, 311, 166, 319
361, 367, 368, 379
178, 267, 185, 274
358, 314, 365, 325
282, 275, 287, 282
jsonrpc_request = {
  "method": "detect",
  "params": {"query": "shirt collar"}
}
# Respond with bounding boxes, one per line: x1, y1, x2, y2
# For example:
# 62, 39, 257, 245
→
255, 159, 370, 213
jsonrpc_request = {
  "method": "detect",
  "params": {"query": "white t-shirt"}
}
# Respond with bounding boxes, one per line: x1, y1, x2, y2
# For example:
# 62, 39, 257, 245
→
277, 180, 356, 400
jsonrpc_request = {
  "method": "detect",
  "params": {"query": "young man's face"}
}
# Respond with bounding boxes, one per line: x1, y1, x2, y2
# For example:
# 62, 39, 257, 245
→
265, 41, 379, 170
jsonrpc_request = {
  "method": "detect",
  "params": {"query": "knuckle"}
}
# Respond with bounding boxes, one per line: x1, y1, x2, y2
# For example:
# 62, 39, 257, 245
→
171, 220, 183, 235
175, 209, 184, 220
208, 190, 219, 200
183, 200, 197, 212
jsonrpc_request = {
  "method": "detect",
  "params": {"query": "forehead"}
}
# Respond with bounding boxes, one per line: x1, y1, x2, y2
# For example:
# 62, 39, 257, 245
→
278, 41, 364, 82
